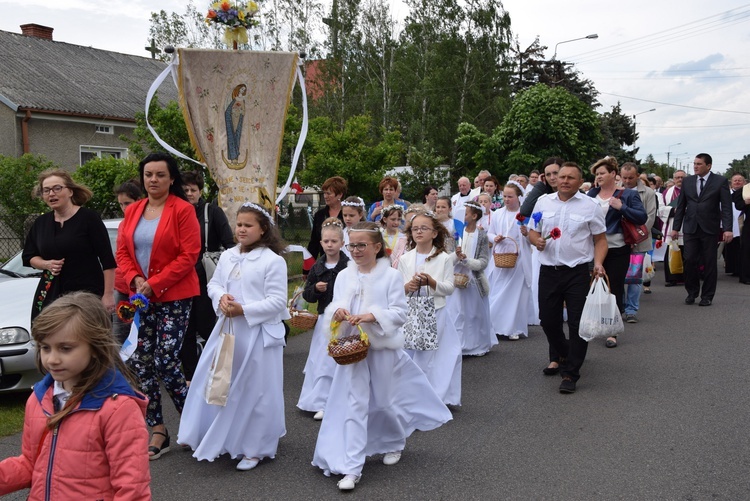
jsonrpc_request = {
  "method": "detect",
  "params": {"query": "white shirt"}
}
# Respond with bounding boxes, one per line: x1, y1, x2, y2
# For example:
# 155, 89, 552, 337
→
451, 190, 476, 223
533, 191, 606, 268
697, 171, 711, 196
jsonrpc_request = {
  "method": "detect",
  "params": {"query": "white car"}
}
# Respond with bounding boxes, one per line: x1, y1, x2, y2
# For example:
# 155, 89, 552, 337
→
0, 219, 121, 393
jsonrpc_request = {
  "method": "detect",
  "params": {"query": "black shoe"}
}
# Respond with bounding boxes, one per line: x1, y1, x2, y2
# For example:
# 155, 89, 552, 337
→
543, 363, 560, 376
665, 282, 677, 287
684, 295, 696, 305
559, 377, 576, 394
148, 430, 171, 461
699, 299, 712, 306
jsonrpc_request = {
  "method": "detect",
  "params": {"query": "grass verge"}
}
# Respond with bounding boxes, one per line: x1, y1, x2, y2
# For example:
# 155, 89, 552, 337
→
0, 391, 29, 437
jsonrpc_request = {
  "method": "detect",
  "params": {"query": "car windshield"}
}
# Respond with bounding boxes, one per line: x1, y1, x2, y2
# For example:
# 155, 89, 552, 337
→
0, 223, 119, 278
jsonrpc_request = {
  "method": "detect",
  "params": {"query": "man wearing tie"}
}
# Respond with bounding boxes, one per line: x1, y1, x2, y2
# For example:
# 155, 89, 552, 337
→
671, 153, 734, 306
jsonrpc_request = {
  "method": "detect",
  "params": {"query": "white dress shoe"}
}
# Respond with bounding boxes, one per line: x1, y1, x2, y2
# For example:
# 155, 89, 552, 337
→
337, 474, 360, 490
236, 457, 260, 471
313, 410, 324, 420
383, 451, 402, 465
509, 334, 520, 340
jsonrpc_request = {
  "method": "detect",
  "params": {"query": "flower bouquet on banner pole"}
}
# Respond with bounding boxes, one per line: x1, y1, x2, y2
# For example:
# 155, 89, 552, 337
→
144, 0, 309, 228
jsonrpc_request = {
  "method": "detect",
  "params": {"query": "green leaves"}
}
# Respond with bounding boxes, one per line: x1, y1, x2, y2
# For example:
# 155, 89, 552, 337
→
473, 84, 602, 179
72, 157, 139, 217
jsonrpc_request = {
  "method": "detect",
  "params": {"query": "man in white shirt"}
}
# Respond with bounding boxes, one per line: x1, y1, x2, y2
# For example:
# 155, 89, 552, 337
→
451, 176, 478, 223
529, 162, 607, 394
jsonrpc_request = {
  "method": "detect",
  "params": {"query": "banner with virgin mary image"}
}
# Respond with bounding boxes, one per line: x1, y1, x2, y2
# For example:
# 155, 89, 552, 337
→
145, 48, 307, 224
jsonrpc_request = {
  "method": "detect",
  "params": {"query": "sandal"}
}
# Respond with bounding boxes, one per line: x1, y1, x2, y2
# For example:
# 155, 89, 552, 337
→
149, 430, 171, 461
605, 337, 618, 348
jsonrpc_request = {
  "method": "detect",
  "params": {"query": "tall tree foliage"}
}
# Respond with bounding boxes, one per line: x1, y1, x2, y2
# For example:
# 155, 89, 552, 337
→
472, 84, 601, 180
599, 102, 637, 164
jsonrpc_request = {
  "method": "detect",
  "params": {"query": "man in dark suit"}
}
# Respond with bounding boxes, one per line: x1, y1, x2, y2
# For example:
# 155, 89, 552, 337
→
671, 153, 734, 306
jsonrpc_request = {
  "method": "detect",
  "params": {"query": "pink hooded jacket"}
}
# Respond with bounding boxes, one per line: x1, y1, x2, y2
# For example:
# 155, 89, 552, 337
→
0, 370, 151, 500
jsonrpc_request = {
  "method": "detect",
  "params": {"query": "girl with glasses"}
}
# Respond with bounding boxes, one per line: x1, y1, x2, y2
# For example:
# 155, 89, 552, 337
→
312, 222, 451, 491
398, 212, 462, 406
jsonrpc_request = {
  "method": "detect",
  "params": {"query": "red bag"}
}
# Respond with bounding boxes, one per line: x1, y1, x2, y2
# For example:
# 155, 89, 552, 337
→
615, 190, 649, 245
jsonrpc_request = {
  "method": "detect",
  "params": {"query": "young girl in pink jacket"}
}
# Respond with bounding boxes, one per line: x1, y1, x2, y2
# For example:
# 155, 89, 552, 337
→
0, 292, 151, 500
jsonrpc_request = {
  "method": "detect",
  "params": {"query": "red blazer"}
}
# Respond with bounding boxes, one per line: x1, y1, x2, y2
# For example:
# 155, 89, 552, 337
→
116, 194, 200, 302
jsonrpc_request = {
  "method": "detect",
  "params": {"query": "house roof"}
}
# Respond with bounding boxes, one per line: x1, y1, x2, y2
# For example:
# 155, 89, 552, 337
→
0, 29, 178, 121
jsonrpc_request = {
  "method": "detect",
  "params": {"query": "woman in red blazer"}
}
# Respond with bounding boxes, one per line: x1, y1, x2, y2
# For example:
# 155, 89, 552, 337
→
116, 152, 200, 460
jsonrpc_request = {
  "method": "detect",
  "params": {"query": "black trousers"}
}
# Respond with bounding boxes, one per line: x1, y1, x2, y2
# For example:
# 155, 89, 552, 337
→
603, 245, 631, 315
683, 228, 719, 300
724, 236, 741, 275
539, 264, 590, 382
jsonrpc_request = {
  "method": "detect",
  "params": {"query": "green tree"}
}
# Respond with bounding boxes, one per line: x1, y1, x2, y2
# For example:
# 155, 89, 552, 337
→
727, 154, 750, 178
72, 157, 139, 218
475, 84, 602, 180
0, 154, 55, 245
454, 122, 488, 178
396, 142, 447, 202
599, 102, 636, 163
298, 114, 404, 201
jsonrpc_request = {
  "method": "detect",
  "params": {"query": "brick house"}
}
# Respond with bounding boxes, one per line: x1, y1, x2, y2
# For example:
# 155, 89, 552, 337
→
0, 24, 177, 169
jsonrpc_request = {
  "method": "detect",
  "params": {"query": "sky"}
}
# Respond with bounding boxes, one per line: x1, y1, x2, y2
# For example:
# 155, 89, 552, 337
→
1, 0, 749, 174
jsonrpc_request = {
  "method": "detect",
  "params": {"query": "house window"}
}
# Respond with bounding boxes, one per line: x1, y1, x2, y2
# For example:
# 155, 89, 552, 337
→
95, 125, 113, 134
80, 146, 127, 165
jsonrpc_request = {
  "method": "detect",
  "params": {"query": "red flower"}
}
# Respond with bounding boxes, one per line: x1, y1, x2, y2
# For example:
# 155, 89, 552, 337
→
549, 227, 562, 240
515, 213, 526, 222
207, 133, 214, 142
206, 9, 217, 19
655, 240, 663, 249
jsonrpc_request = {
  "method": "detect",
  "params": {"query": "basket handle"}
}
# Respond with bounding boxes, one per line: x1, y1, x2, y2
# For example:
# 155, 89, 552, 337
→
493, 236, 518, 253
330, 318, 369, 344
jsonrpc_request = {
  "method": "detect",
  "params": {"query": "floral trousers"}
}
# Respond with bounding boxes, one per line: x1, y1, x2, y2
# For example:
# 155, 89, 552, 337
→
128, 299, 192, 427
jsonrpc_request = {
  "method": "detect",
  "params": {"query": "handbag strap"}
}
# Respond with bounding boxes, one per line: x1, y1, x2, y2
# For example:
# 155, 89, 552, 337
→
203, 203, 209, 254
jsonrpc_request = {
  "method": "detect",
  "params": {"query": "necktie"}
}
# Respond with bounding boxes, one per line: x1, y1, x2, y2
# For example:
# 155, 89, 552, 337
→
699, 177, 704, 196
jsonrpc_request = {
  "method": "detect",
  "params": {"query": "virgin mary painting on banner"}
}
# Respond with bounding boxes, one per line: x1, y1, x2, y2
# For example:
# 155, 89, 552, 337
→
145, 48, 308, 224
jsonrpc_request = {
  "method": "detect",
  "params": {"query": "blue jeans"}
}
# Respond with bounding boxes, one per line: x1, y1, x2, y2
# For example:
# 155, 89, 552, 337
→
624, 252, 645, 315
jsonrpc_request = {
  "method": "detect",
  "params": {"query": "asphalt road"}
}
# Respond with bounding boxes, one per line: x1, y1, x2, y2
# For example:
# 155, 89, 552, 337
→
2, 268, 750, 500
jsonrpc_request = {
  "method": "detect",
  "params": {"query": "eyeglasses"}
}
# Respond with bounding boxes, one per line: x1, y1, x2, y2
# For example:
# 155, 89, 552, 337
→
345, 243, 370, 251
411, 226, 435, 233
42, 185, 65, 195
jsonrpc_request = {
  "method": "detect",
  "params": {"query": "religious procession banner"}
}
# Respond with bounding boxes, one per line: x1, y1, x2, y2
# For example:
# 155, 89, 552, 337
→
145, 48, 308, 223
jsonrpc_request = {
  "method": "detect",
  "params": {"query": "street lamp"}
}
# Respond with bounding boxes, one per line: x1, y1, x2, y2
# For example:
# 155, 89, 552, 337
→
553, 34, 598, 59
633, 108, 656, 150
666, 142, 682, 168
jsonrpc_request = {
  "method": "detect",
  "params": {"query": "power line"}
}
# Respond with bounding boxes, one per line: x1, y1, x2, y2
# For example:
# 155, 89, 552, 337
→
564, 5, 750, 65
599, 92, 750, 115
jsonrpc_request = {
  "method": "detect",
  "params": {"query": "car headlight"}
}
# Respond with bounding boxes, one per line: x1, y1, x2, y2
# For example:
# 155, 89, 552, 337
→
0, 327, 30, 345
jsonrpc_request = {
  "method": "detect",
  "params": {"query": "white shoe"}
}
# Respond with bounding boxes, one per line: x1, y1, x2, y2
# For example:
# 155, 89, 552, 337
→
236, 457, 260, 471
313, 410, 324, 421
383, 451, 402, 465
337, 474, 360, 490
509, 334, 520, 340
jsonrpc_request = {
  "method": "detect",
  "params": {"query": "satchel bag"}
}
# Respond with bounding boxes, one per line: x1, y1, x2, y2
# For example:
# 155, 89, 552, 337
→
201, 203, 222, 281
403, 284, 439, 351
614, 190, 649, 245
624, 253, 645, 285
205, 317, 235, 406
579, 274, 624, 342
